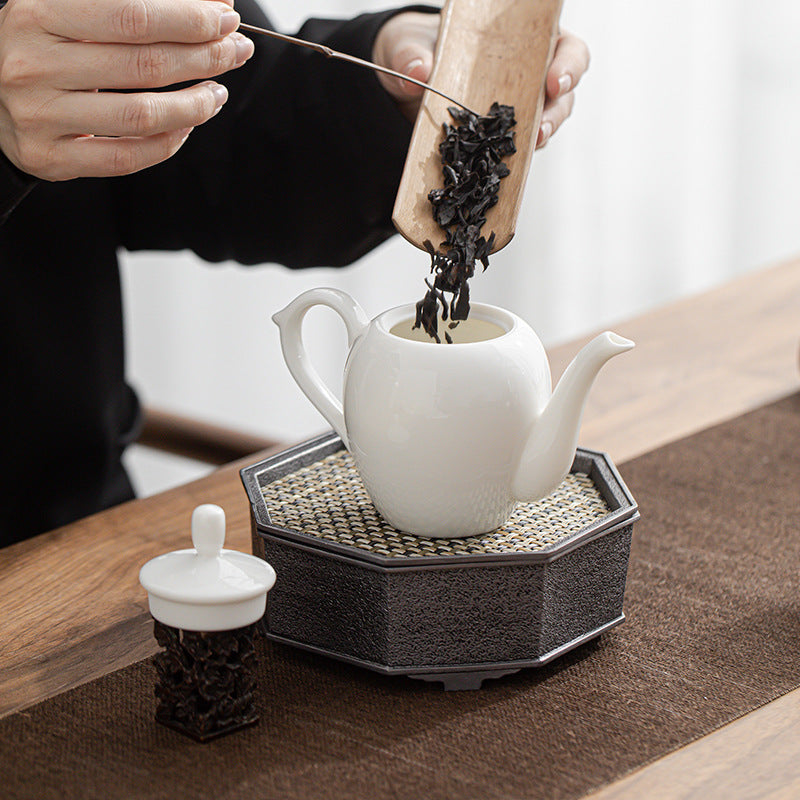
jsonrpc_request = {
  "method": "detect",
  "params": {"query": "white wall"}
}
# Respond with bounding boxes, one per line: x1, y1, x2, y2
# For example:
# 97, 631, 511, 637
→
121, 0, 800, 492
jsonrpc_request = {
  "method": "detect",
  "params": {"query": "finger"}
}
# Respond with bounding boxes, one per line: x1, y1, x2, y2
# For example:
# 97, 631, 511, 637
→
51, 33, 253, 90
47, 81, 228, 137
373, 12, 438, 101
383, 53, 432, 101
545, 30, 590, 100
39, 0, 240, 45
51, 127, 195, 179
536, 91, 574, 148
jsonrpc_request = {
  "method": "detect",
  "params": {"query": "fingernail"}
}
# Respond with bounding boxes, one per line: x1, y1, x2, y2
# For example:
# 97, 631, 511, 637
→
403, 58, 424, 76
538, 120, 553, 144
210, 83, 228, 107
219, 11, 239, 37
178, 127, 193, 144
557, 73, 572, 95
232, 32, 254, 65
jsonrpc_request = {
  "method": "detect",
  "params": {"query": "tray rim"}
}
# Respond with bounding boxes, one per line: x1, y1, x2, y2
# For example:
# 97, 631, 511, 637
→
241, 432, 639, 568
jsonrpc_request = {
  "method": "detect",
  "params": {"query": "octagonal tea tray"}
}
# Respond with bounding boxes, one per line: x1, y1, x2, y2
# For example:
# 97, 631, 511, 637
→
241, 432, 638, 690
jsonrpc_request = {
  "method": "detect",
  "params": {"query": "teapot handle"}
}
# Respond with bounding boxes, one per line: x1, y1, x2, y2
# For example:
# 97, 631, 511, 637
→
272, 288, 370, 449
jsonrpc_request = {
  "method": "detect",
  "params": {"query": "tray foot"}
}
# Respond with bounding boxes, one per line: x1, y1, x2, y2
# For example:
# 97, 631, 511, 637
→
408, 668, 523, 691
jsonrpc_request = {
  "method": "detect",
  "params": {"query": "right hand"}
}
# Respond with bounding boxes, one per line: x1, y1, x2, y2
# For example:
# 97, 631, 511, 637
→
0, 0, 254, 180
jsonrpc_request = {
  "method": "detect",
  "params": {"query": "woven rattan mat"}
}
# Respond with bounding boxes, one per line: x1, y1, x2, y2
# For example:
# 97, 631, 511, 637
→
262, 456, 610, 557
3, 392, 800, 800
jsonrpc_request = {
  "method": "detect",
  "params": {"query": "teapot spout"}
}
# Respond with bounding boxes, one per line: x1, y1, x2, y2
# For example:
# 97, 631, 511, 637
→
511, 332, 634, 502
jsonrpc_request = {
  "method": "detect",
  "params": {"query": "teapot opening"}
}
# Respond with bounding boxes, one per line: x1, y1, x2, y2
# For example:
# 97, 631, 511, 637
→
385, 303, 512, 345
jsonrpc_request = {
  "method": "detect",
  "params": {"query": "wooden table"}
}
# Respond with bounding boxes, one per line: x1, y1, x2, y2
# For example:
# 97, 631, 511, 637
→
2, 257, 799, 798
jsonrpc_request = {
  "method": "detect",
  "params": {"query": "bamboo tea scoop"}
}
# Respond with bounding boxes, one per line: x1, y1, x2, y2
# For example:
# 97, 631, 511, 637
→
392, 0, 563, 255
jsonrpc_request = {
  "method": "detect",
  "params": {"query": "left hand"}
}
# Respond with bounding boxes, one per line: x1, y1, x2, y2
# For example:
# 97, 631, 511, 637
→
373, 13, 590, 147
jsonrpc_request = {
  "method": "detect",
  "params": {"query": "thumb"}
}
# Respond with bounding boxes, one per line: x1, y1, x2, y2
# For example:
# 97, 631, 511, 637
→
383, 44, 434, 101
373, 12, 438, 103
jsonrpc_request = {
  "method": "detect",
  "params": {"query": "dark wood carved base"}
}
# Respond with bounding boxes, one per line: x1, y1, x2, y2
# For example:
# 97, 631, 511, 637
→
152, 620, 260, 742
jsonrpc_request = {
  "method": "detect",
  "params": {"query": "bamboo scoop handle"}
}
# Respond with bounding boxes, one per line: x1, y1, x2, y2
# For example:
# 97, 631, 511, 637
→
392, 0, 563, 255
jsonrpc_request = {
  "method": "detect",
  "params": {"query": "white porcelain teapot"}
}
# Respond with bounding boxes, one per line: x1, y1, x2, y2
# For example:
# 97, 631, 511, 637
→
273, 288, 633, 538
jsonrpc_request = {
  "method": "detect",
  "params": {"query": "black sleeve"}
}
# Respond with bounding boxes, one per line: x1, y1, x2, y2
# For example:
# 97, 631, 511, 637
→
111, 3, 439, 268
0, 150, 38, 225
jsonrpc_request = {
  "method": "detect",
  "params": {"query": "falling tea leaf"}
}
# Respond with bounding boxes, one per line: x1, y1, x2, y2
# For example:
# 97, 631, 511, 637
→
414, 103, 516, 342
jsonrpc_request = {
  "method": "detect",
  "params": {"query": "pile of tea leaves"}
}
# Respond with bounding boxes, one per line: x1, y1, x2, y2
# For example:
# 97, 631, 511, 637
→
414, 102, 516, 343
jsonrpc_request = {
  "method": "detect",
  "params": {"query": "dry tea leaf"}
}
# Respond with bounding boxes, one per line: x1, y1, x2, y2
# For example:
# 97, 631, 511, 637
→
414, 102, 516, 342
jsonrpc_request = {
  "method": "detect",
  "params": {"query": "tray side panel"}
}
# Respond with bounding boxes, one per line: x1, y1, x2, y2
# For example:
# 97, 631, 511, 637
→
263, 537, 390, 664
386, 563, 545, 667
540, 524, 633, 655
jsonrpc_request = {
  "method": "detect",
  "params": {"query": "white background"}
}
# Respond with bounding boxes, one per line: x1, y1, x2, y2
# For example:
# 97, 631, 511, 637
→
121, 0, 800, 494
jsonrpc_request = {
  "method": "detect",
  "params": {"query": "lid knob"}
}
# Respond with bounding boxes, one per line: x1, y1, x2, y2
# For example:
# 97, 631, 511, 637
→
139, 503, 276, 632
192, 504, 226, 557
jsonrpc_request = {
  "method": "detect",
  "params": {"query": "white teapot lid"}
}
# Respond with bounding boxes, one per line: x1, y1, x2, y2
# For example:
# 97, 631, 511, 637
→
139, 504, 276, 632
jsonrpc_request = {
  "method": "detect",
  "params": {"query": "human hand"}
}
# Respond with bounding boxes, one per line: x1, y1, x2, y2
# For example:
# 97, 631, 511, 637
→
537, 30, 590, 148
372, 11, 437, 122
373, 13, 589, 146
0, 0, 255, 181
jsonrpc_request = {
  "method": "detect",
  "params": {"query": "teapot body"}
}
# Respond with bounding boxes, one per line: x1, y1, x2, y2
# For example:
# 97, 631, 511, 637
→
274, 289, 634, 538
342, 303, 551, 537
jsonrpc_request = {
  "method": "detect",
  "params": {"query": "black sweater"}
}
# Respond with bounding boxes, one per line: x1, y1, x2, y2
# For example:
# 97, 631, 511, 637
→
0, 2, 425, 545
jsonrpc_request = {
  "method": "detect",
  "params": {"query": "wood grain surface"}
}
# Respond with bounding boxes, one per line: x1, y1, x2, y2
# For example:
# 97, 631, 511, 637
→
585, 679, 800, 800
547, 257, 800, 462
392, 0, 562, 253
1, 256, 798, 798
